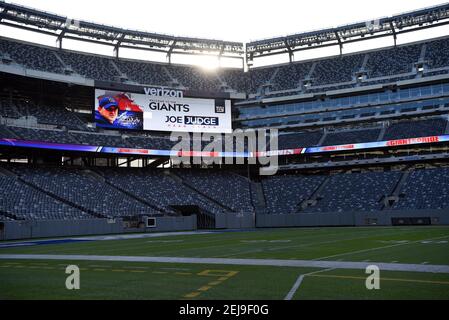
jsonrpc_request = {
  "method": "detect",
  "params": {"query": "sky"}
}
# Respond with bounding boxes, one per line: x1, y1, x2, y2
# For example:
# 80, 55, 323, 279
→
1, 0, 449, 68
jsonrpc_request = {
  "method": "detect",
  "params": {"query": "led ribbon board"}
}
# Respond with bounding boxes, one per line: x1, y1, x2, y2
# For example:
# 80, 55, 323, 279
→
1, 135, 448, 158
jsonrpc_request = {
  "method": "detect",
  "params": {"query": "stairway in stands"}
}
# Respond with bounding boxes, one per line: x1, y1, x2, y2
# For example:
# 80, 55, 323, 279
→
87, 169, 168, 215
381, 169, 411, 210
250, 180, 268, 214
169, 171, 236, 213
299, 176, 331, 211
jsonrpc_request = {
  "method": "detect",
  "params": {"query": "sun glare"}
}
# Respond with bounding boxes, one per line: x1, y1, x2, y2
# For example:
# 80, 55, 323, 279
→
197, 56, 220, 71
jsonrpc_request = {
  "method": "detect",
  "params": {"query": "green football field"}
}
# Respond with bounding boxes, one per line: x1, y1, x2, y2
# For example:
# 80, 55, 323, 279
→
1, 226, 449, 300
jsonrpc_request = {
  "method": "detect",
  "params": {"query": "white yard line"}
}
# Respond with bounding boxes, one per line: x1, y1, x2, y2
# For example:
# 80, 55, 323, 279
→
312, 235, 449, 261
1, 254, 448, 273
284, 267, 361, 300
217, 229, 413, 258
304, 268, 336, 276
284, 275, 305, 300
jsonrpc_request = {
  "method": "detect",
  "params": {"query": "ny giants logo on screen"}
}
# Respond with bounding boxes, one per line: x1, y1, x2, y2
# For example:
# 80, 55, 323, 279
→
215, 105, 225, 113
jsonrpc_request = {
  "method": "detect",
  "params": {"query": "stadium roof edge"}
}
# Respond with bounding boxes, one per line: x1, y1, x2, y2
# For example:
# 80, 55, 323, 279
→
0, 1, 245, 58
246, 2, 449, 63
2, 1, 449, 67
247, 2, 449, 44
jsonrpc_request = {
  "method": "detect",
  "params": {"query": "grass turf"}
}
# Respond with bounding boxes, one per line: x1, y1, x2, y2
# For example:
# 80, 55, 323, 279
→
1, 226, 449, 299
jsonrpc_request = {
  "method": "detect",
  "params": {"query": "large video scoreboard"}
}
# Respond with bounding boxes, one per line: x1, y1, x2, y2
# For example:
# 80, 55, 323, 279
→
93, 86, 233, 133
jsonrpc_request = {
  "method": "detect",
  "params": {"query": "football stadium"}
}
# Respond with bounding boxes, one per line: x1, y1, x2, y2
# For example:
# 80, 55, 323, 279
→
0, 0, 449, 303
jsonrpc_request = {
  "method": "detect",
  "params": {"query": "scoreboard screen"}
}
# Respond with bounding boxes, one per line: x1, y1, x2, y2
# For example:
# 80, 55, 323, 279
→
94, 88, 232, 133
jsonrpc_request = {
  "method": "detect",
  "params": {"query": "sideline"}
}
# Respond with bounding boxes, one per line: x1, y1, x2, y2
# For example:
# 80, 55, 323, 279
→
1, 254, 448, 273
